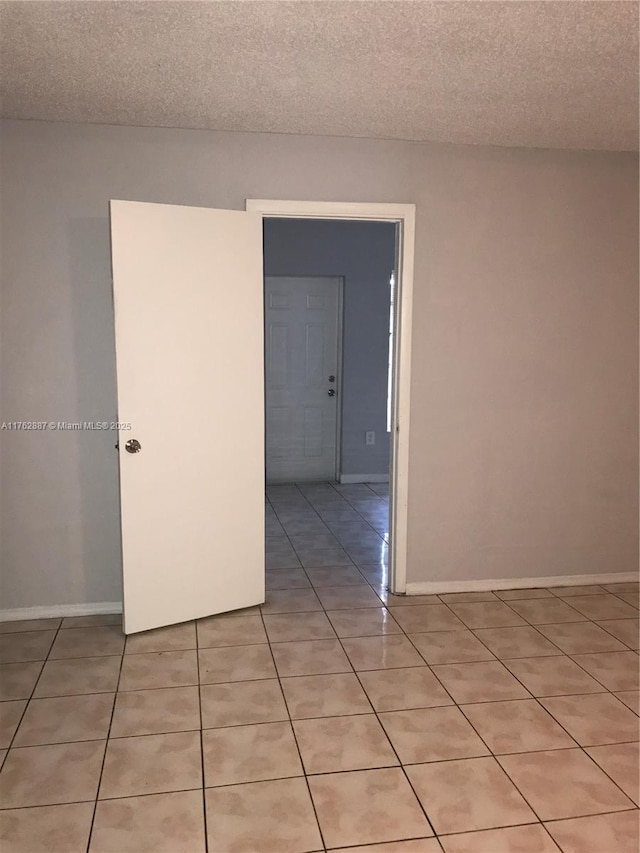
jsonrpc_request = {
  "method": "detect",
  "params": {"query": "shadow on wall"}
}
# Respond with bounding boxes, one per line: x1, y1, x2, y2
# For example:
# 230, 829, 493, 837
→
67, 217, 122, 601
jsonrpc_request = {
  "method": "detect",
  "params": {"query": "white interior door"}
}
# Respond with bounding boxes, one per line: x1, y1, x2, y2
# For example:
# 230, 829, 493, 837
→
110, 200, 265, 634
265, 276, 341, 482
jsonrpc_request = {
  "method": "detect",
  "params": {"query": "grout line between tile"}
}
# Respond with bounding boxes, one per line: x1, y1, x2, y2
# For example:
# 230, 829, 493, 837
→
4, 621, 66, 753
471, 647, 640, 810
0, 496, 637, 849
257, 583, 328, 852
300, 515, 443, 842
195, 611, 210, 853
381, 615, 557, 832
85, 634, 125, 853
263, 520, 640, 842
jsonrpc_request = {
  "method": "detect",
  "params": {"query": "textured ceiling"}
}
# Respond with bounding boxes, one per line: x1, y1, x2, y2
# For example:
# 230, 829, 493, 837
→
1, 1, 638, 150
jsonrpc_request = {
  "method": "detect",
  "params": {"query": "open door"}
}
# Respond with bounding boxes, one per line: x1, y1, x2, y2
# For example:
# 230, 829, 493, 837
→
110, 200, 265, 634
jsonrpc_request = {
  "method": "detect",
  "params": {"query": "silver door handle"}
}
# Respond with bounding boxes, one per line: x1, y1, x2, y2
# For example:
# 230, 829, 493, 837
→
328, 389, 336, 397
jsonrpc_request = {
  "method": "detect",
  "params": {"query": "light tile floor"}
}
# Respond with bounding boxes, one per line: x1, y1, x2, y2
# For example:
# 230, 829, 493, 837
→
0, 481, 638, 851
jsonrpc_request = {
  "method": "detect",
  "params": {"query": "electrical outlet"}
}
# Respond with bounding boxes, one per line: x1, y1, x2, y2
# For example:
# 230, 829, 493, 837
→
365, 431, 375, 446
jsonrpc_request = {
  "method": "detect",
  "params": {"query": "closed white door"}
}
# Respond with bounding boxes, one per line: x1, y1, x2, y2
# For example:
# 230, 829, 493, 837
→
265, 276, 341, 482
110, 200, 265, 634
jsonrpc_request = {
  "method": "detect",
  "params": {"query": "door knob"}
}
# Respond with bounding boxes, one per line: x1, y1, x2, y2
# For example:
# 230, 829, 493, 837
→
125, 438, 142, 454
328, 389, 336, 397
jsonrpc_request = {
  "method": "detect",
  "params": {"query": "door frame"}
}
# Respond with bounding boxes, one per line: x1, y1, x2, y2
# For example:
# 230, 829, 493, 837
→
247, 200, 416, 595
264, 274, 345, 484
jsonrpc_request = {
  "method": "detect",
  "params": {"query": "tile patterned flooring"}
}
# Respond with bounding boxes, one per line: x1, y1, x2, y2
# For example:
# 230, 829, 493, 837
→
0, 481, 638, 851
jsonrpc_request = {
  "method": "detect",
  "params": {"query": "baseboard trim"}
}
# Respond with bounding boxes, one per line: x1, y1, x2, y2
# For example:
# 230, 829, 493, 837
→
405, 572, 639, 596
0, 601, 123, 623
3, 570, 636, 618
339, 474, 390, 484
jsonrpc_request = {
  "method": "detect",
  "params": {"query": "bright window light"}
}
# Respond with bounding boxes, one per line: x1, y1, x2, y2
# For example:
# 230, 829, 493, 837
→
387, 271, 395, 432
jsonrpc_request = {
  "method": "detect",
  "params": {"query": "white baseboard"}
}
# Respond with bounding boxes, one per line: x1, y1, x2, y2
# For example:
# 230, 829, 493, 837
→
339, 474, 390, 484
3, 570, 636, 619
0, 601, 123, 623
405, 572, 639, 596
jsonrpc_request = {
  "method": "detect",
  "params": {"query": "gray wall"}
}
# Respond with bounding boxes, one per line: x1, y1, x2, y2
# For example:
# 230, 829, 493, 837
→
263, 218, 396, 478
1, 119, 637, 610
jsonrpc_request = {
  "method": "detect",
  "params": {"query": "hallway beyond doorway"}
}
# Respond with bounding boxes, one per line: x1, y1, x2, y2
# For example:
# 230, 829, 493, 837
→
266, 482, 389, 594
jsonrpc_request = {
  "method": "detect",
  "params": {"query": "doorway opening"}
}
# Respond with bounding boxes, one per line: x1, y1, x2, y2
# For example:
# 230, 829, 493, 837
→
110, 198, 413, 634
249, 200, 416, 596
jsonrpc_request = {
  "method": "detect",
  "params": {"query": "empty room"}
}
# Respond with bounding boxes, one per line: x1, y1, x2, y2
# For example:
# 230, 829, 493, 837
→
0, 2, 638, 852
